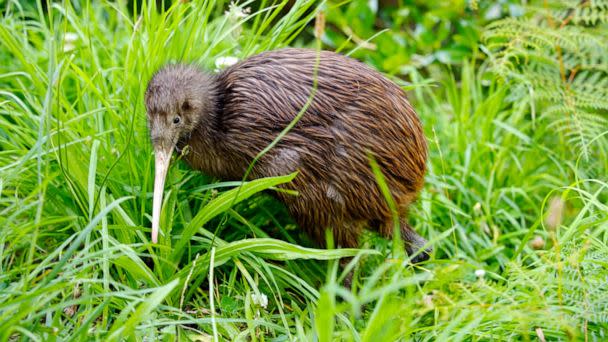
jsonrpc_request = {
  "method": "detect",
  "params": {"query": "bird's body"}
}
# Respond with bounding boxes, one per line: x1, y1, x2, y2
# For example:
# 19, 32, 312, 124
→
146, 48, 429, 258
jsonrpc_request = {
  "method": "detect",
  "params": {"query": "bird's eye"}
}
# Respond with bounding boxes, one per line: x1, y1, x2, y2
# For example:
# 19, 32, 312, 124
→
173, 116, 181, 124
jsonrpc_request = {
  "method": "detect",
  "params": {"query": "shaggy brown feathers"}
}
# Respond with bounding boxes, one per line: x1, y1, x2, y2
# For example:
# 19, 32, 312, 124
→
146, 48, 429, 260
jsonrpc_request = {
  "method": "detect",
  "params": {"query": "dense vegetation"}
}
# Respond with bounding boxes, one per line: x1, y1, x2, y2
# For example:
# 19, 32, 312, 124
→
0, 0, 606, 340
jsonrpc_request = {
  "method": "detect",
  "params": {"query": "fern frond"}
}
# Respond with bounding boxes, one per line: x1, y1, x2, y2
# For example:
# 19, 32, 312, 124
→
572, 0, 608, 25
483, 0, 608, 158
506, 242, 608, 332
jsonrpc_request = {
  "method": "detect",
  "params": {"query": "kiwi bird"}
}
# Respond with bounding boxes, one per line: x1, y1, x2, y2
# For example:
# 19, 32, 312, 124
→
145, 48, 430, 261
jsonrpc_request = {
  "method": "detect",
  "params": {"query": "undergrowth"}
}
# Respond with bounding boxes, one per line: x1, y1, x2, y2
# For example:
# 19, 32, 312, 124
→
484, 0, 608, 161
0, 0, 607, 340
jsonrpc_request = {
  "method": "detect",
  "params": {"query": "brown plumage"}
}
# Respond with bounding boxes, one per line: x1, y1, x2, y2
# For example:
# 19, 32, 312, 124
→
146, 48, 429, 261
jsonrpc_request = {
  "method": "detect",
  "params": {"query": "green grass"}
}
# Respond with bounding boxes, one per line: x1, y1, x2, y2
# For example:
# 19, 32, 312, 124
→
1, 0, 607, 340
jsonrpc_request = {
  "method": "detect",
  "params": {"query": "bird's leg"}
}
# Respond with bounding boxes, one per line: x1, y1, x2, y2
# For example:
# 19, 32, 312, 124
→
399, 221, 431, 263
339, 257, 355, 288
332, 221, 364, 288
375, 218, 431, 263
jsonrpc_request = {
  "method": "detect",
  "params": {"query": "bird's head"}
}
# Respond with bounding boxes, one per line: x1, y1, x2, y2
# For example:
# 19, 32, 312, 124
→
145, 64, 216, 243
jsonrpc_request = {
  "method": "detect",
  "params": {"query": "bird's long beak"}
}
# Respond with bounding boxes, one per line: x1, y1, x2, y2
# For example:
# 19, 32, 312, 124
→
151, 145, 174, 243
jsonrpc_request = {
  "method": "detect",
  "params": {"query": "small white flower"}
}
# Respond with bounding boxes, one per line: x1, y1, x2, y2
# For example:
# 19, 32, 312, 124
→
225, 1, 250, 19
63, 32, 78, 52
251, 293, 268, 309
64, 32, 78, 43
473, 202, 482, 214
63, 43, 76, 52
215, 56, 239, 70
475, 269, 486, 278
422, 294, 433, 308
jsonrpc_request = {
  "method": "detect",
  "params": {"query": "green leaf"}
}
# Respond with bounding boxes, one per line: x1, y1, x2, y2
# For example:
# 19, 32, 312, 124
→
314, 288, 335, 342
171, 173, 298, 261
210, 238, 379, 265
